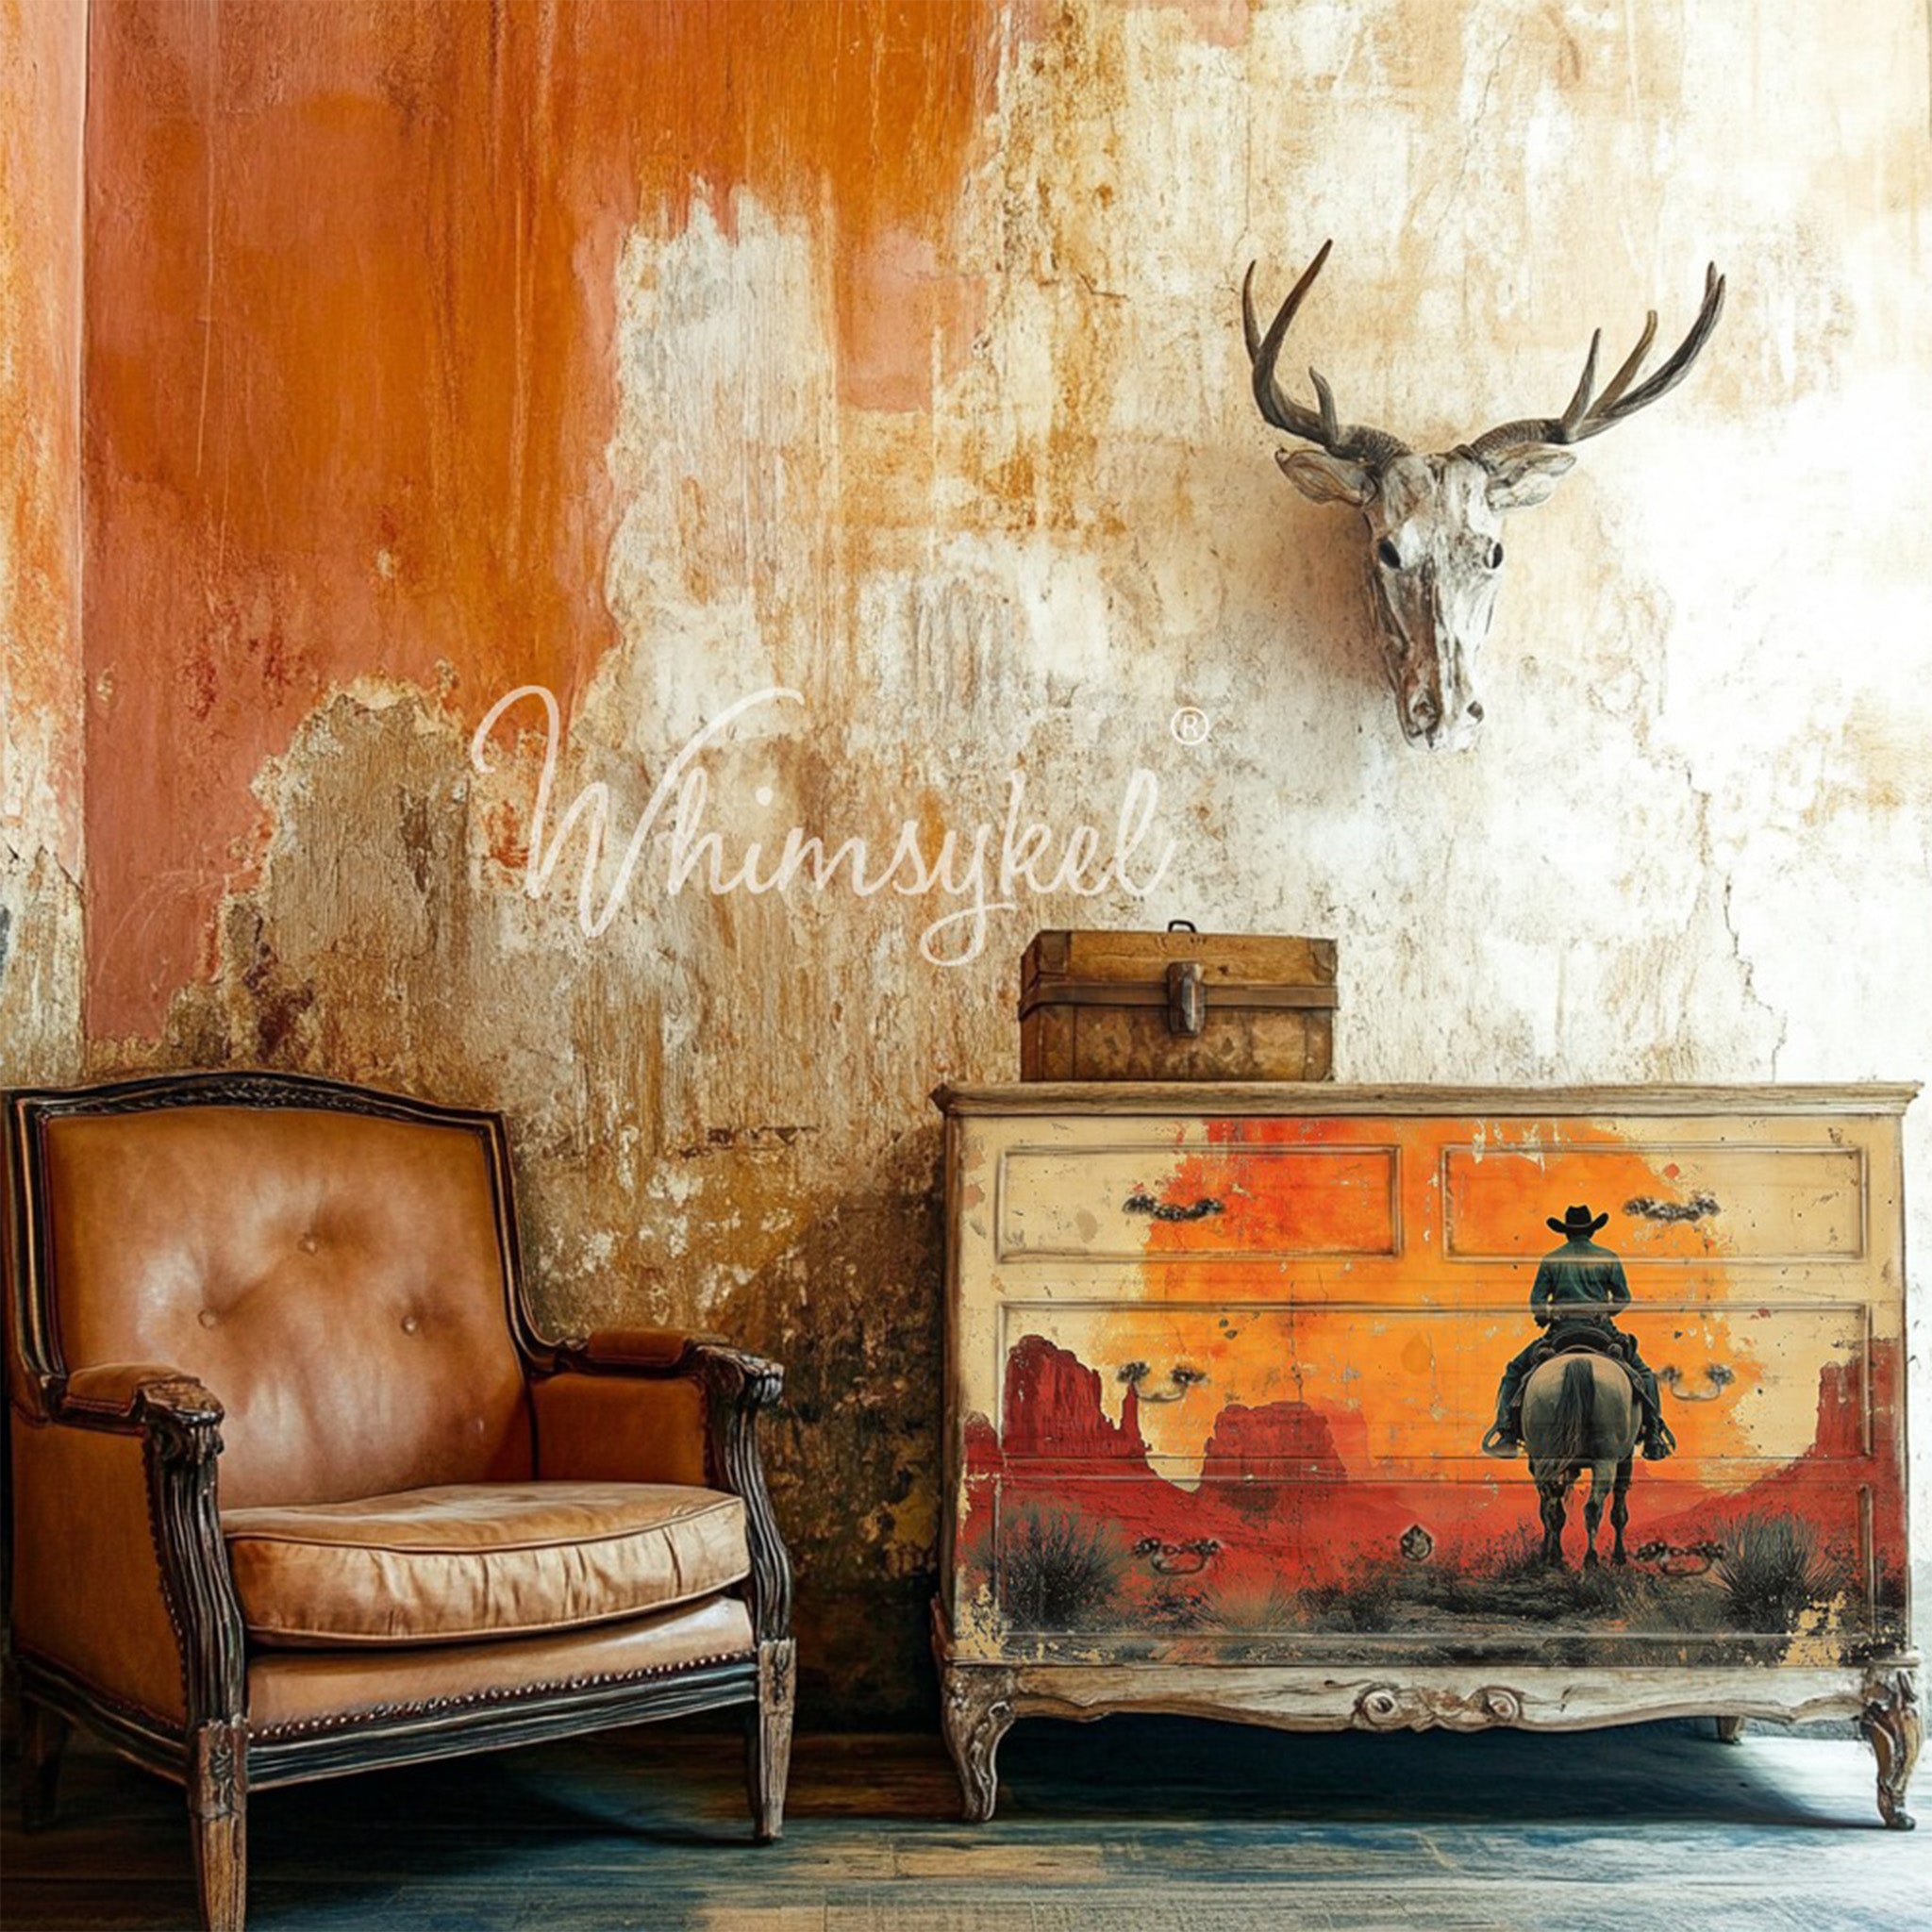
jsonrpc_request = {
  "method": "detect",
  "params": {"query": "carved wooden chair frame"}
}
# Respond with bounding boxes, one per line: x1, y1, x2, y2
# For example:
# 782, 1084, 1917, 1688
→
3, 1070, 794, 1932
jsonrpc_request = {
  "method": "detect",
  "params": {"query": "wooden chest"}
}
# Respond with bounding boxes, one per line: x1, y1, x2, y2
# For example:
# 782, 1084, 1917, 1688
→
1018, 929, 1336, 1082
932, 1082, 1921, 1825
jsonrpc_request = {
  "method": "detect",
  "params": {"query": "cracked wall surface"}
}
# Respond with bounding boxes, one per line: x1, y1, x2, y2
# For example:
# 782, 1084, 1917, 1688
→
8, 0, 1931, 1717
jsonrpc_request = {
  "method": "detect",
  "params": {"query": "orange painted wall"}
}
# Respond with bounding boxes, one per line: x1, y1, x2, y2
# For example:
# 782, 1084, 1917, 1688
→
0, 0, 87, 1078
81, 0, 995, 1038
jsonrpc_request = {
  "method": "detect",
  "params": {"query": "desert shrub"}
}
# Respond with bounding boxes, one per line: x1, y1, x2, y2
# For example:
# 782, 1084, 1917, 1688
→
1714, 1515, 1839, 1630
1202, 1580, 1301, 1634
998, 1509, 1126, 1628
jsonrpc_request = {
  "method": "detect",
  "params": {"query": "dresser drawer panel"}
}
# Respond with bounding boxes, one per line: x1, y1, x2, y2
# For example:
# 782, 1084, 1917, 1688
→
1307, 1299, 1875, 1465
976, 1464, 1904, 1653
995, 1142, 1398, 1261
1445, 1142, 1867, 1265
991, 1303, 1877, 1470
962, 1111, 1901, 1300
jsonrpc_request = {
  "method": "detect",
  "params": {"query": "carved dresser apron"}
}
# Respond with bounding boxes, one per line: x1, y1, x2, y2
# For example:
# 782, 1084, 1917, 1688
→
932, 1083, 1920, 1825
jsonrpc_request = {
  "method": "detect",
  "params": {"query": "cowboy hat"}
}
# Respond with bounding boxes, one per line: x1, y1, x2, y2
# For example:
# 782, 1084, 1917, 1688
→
1548, 1204, 1609, 1237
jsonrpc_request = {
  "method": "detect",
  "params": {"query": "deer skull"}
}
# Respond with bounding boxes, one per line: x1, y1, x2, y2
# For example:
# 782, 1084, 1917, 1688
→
1244, 244, 1724, 749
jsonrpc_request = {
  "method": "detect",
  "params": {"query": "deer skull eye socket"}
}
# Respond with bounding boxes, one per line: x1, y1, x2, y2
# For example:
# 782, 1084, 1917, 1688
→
1486, 541, 1504, 570
1376, 538, 1403, 571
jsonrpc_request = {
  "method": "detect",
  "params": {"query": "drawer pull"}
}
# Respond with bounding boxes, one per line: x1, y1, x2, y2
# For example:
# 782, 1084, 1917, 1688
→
1624, 1191, 1721, 1224
1133, 1535, 1220, 1575
1117, 1361, 1209, 1403
1658, 1363, 1736, 1402
1631, 1539, 1725, 1574
1123, 1192, 1225, 1223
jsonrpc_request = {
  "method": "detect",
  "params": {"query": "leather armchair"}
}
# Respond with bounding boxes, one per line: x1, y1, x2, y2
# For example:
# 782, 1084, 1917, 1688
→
3, 1073, 793, 1932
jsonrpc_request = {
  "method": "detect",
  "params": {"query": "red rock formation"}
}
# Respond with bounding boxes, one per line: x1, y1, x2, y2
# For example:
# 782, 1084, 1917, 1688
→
1809, 1355, 1864, 1461
1621, 1339, 1906, 1570
961, 1412, 1004, 1476
1199, 1401, 1346, 1484
1001, 1334, 1150, 1462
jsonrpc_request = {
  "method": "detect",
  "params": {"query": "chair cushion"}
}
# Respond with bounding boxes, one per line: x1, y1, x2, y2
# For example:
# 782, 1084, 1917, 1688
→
223, 1482, 750, 1647
247, 1594, 758, 1731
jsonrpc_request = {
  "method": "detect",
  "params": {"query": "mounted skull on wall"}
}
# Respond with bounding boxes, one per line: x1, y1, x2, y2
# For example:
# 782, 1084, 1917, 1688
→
1244, 243, 1724, 749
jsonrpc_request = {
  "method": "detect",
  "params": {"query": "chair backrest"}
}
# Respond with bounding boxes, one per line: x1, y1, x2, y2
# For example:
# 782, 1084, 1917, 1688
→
7, 1074, 536, 1508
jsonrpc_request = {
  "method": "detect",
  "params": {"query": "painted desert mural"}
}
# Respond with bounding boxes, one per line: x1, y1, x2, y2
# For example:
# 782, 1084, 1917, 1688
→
950, 1111, 1908, 1670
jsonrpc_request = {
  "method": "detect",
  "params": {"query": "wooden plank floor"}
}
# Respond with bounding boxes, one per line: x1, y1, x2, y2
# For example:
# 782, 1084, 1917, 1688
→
3, 1717, 1925, 1930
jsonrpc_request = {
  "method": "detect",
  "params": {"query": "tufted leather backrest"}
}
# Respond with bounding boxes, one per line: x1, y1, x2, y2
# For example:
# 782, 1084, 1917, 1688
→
31, 1094, 535, 1509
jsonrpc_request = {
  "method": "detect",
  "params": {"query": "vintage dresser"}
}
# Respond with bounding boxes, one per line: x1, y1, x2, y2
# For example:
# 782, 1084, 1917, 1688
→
932, 1083, 1920, 1825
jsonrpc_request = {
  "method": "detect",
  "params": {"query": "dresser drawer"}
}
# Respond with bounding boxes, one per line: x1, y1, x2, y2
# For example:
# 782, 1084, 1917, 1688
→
995, 1141, 1397, 1262
991, 1302, 1878, 1469
1443, 1141, 1868, 1267
981, 1460, 1902, 1655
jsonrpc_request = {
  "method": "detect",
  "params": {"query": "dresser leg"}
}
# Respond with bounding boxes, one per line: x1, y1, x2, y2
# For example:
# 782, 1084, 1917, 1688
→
1713, 1716, 1746, 1744
942, 1666, 1017, 1823
1861, 1669, 1921, 1830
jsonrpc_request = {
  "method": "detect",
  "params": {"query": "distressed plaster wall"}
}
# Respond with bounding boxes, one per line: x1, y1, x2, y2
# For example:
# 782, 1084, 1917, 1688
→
0, 0, 86, 1084
6, 0, 1929, 1719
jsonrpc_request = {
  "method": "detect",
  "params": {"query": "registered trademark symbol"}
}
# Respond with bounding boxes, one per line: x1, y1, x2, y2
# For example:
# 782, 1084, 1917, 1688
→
1170, 706, 1211, 747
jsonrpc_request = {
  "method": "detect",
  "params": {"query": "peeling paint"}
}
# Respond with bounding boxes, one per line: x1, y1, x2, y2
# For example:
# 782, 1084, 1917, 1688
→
80, 0, 1003, 1038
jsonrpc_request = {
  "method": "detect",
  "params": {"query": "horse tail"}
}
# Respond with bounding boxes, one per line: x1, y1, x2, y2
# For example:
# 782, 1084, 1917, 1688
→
1549, 1356, 1598, 1466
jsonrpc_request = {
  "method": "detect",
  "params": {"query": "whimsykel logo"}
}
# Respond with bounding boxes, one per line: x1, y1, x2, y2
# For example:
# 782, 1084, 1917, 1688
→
471, 686, 1178, 966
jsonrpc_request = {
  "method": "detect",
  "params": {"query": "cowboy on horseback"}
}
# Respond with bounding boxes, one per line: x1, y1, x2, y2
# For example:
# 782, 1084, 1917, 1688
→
1481, 1204, 1677, 1461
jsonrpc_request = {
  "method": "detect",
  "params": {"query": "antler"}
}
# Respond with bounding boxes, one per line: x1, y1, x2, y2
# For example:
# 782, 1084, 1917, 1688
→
1465, 263, 1725, 461
1243, 242, 1410, 469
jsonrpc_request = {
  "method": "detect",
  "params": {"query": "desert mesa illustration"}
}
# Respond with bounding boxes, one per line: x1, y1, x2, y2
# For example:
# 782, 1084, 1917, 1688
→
952, 1112, 1907, 1667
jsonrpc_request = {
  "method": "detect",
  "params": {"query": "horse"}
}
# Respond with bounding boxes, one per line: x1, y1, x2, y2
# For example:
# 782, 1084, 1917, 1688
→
1520, 1351, 1641, 1569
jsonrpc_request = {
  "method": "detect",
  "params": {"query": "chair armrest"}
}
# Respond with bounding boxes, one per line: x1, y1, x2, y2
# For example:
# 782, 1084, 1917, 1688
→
559, 1326, 706, 1370
531, 1332, 791, 1643
552, 1328, 784, 1390
57, 1362, 225, 1431
14, 1362, 247, 1732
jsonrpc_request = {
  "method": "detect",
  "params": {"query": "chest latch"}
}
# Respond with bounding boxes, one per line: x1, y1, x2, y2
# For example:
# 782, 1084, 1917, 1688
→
1165, 959, 1206, 1037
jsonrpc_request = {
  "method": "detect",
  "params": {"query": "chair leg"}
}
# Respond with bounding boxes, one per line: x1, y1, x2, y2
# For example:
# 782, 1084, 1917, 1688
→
745, 1638, 795, 1843
188, 1722, 248, 1932
19, 1697, 71, 1832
